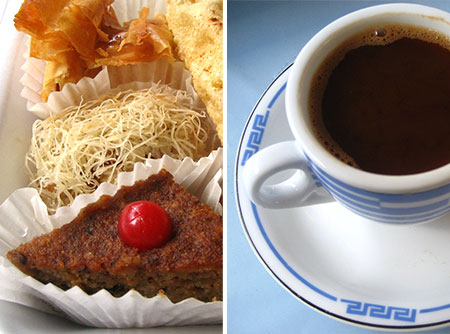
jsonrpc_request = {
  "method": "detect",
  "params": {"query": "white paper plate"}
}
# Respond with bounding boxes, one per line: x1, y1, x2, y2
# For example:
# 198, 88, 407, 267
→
235, 65, 450, 331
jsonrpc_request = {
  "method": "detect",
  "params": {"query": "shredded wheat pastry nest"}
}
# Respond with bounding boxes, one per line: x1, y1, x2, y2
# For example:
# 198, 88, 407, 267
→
26, 84, 218, 213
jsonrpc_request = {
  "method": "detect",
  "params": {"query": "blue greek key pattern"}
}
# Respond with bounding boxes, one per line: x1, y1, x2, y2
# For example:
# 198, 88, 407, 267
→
341, 299, 417, 322
240, 81, 287, 167
241, 110, 270, 166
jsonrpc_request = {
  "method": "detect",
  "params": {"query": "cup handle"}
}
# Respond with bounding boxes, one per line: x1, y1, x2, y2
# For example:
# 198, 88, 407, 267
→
242, 141, 334, 209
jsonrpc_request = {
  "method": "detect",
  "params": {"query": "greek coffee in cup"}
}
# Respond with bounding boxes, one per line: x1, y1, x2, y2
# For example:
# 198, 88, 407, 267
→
309, 24, 450, 175
243, 4, 450, 224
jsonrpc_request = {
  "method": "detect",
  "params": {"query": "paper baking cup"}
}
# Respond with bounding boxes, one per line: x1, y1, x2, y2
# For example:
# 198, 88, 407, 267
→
28, 77, 219, 162
19, 0, 183, 117
0, 148, 223, 327
25, 59, 206, 119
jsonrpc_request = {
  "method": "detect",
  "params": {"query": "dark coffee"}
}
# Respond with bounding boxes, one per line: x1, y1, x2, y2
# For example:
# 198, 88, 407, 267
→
309, 24, 450, 175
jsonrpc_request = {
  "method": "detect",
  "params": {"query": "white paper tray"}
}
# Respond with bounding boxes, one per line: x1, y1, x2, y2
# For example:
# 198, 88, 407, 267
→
0, 0, 222, 332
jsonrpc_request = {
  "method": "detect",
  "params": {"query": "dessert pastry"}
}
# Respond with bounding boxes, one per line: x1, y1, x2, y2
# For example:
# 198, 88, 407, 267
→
166, 0, 223, 142
26, 83, 219, 213
7, 170, 222, 303
14, 0, 175, 101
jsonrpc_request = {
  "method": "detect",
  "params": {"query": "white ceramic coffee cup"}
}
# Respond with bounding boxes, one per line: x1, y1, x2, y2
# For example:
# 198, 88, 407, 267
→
243, 4, 450, 224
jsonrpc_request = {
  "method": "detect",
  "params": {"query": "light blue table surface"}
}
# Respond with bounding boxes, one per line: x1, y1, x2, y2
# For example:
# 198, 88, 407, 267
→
227, 1, 450, 333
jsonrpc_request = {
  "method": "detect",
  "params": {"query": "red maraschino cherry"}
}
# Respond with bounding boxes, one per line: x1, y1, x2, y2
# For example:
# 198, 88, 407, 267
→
118, 201, 172, 251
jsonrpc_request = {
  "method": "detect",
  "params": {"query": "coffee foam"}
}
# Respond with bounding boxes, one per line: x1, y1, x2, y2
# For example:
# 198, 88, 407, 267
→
309, 24, 450, 168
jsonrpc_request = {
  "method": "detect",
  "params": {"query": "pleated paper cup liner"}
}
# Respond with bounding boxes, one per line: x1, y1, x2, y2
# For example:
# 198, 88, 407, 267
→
22, 59, 206, 121
0, 148, 223, 328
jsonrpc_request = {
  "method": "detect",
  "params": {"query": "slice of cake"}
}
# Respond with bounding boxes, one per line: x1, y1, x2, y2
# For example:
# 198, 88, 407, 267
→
7, 170, 222, 303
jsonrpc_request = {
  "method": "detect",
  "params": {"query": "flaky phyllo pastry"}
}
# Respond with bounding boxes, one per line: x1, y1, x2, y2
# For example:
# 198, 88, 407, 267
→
166, 0, 223, 142
14, 0, 175, 101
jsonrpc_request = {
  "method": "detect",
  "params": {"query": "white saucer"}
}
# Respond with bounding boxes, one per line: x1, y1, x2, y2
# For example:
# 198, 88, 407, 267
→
235, 65, 450, 331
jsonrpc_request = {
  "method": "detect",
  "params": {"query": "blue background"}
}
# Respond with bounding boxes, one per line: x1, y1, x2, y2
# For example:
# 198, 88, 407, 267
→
227, 1, 450, 333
